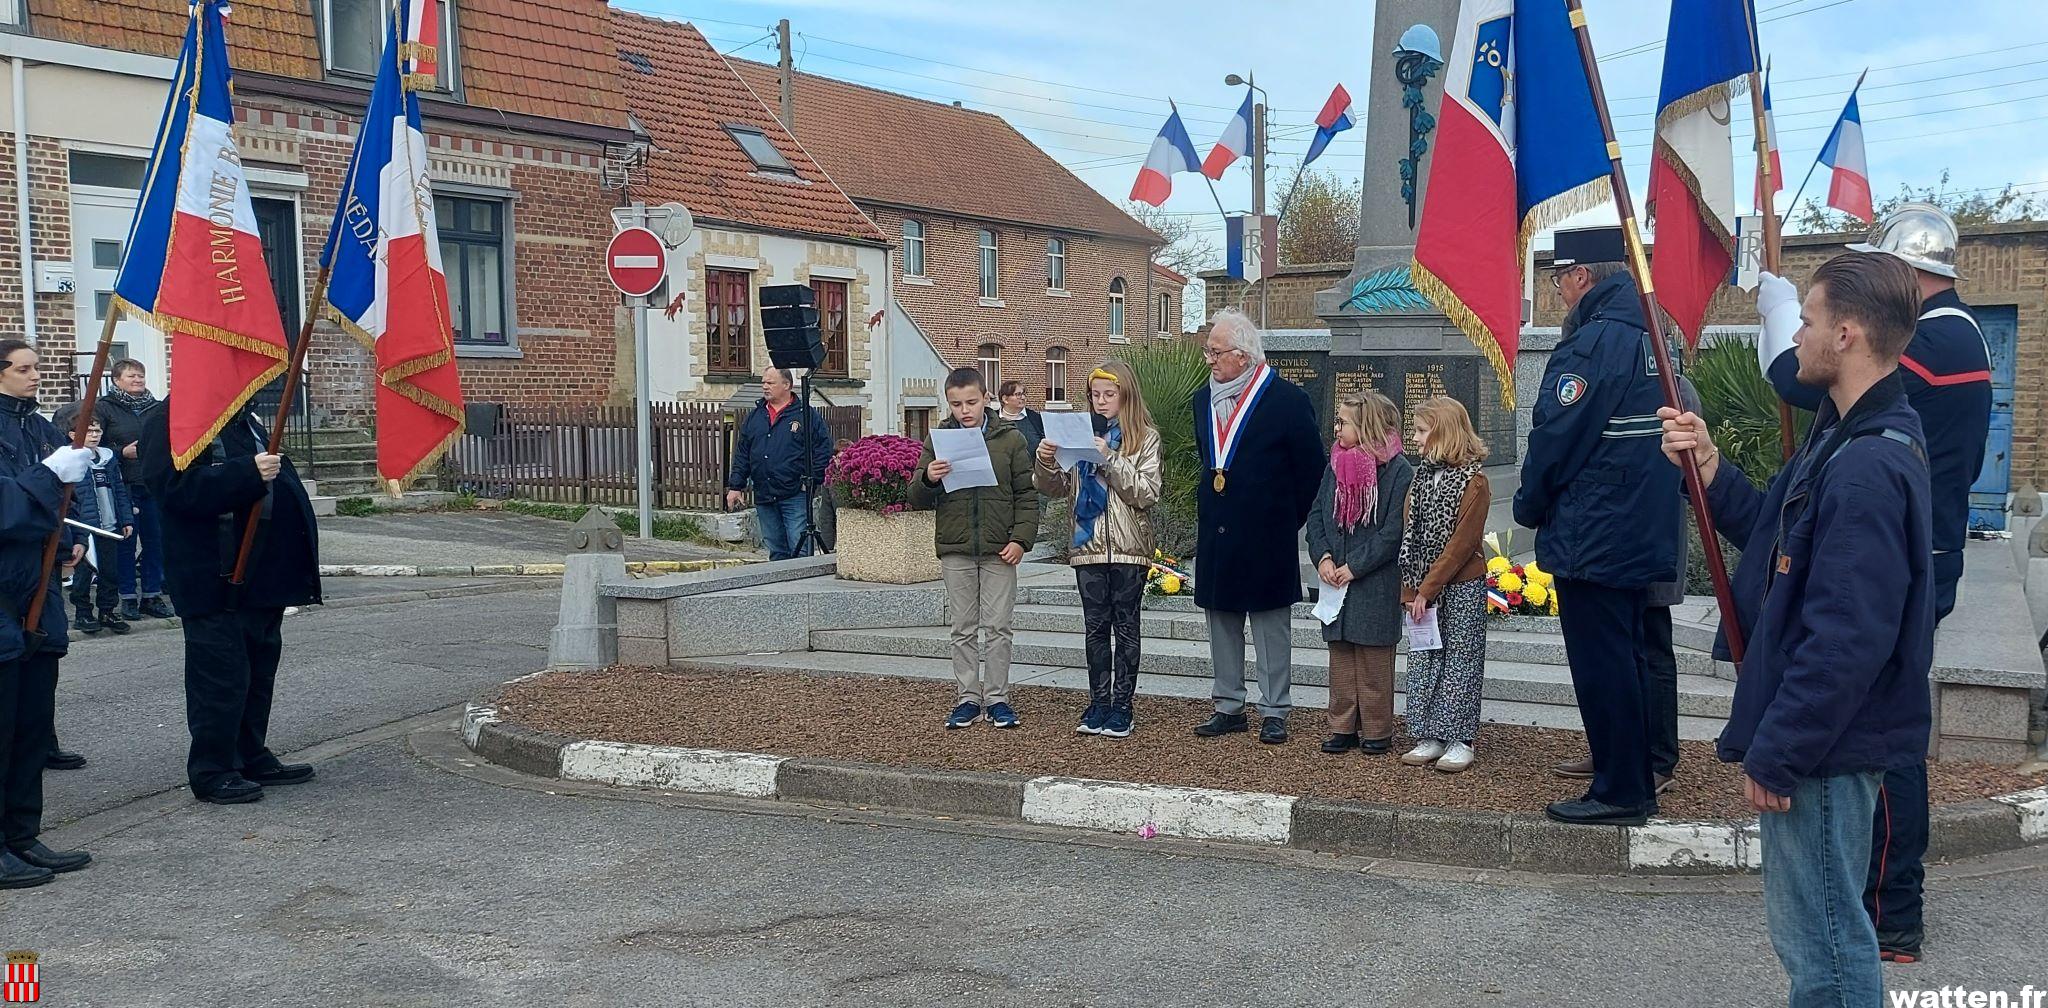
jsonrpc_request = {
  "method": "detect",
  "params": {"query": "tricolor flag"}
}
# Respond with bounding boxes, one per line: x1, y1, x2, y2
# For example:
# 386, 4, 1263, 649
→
1410, 0, 1612, 409
1648, 0, 1756, 349
1303, 84, 1355, 166
1201, 90, 1254, 180
1129, 107, 1200, 207
1755, 62, 1783, 211
322, 0, 464, 490
1818, 83, 1874, 222
112, 0, 290, 469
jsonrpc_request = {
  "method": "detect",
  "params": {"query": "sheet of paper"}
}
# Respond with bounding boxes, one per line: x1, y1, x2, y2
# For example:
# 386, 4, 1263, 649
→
1040, 410, 1106, 470
1312, 582, 1345, 625
1405, 606, 1443, 652
930, 427, 997, 492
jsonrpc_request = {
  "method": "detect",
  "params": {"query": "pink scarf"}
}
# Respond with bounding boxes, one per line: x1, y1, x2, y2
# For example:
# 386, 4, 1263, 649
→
1333, 432, 1404, 531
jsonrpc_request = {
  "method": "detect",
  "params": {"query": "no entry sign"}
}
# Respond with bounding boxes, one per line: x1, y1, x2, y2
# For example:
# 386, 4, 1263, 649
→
606, 226, 667, 297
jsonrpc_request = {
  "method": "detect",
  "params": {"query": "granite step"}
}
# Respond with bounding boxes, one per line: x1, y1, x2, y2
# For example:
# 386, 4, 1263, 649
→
1009, 603, 1726, 678
806, 625, 1737, 720
680, 650, 1732, 739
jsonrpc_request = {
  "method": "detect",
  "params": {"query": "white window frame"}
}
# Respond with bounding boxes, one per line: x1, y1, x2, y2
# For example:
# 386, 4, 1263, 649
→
1108, 277, 1126, 339
0, 0, 26, 29
1157, 291, 1172, 336
977, 342, 1002, 391
1045, 346, 1068, 405
1046, 237, 1065, 291
322, 0, 459, 93
902, 219, 925, 277
978, 228, 999, 301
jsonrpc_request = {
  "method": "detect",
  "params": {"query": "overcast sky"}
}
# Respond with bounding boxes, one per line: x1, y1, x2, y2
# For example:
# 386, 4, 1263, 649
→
621, 0, 2048, 257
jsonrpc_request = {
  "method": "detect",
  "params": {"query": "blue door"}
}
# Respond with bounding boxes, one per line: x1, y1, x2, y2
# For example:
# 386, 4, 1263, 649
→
1969, 305, 2017, 531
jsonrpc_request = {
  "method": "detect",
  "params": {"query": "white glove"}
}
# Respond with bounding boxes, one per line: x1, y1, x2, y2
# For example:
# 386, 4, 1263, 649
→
40, 446, 92, 484
1755, 271, 1801, 374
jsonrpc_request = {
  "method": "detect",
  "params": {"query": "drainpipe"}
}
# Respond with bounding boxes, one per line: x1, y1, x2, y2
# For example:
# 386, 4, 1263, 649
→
12, 57, 36, 345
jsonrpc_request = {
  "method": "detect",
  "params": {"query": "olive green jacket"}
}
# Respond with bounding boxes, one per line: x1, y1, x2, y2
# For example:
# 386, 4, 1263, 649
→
908, 415, 1040, 558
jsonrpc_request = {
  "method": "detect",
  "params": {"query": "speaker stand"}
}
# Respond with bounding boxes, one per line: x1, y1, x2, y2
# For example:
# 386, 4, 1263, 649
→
795, 369, 830, 558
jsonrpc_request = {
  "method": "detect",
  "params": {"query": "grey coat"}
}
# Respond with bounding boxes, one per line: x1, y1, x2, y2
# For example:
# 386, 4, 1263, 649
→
1304, 454, 1414, 646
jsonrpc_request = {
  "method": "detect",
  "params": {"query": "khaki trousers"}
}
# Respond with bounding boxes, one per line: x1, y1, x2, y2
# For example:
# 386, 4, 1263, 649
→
1325, 642, 1395, 739
942, 554, 1018, 704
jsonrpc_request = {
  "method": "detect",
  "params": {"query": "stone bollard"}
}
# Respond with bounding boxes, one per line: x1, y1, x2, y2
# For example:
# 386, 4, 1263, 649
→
549, 508, 630, 669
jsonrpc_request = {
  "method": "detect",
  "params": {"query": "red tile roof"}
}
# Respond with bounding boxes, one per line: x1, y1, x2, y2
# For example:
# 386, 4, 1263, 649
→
611, 12, 883, 244
27, 0, 627, 128
1153, 262, 1189, 286
729, 59, 1160, 246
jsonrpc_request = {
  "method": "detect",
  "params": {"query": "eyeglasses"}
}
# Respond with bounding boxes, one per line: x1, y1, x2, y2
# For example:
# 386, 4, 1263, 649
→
1201, 346, 1241, 361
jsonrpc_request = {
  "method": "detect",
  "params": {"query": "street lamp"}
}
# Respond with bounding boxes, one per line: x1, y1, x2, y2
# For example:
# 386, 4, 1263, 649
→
1223, 73, 1269, 325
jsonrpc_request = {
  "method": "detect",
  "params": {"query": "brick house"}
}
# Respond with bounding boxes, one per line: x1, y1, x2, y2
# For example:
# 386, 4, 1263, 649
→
730, 59, 1185, 427
0, 0, 639, 421
613, 12, 951, 432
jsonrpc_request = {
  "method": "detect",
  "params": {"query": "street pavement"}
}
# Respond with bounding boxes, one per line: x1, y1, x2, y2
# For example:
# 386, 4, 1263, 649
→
318, 510, 746, 568
11, 581, 2047, 1006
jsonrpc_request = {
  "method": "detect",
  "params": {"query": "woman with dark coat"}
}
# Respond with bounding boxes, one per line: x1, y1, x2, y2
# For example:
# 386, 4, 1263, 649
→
0, 339, 94, 887
1304, 391, 1413, 755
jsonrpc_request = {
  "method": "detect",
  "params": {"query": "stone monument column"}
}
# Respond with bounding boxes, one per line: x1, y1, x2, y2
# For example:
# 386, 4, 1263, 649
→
1309, 0, 1518, 464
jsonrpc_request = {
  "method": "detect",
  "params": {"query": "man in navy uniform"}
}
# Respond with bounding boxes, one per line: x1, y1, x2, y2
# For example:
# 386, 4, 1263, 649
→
1516, 226, 1683, 826
1757, 203, 1991, 964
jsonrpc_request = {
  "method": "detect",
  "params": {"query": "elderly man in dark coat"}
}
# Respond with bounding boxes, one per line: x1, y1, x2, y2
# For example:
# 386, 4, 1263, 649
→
142, 400, 321, 806
1189, 309, 1327, 744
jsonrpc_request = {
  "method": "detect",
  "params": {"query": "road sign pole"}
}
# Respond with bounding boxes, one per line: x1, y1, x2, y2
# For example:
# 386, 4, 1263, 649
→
630, 201, 656, 541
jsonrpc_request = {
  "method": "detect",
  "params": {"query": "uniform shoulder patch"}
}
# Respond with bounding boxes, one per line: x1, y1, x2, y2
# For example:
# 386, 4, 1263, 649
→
1556, 373, 1588, 406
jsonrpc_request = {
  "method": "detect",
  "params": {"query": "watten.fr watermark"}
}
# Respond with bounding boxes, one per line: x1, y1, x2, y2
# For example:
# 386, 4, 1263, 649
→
1891, 987, 2047, 1008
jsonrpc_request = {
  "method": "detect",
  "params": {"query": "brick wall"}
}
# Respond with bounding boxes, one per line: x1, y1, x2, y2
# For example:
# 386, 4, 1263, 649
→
868, 206, 1174, 408
0, 136, 83, 403
1202, 263, 1348, 330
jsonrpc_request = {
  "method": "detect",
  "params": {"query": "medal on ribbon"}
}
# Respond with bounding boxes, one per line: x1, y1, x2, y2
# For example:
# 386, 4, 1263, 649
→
1206, 364, 1273, 496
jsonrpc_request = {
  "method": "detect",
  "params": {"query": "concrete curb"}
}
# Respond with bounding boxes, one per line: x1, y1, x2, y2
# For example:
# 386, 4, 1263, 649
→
320, 559, 752, 577
461, 702, 2048, 875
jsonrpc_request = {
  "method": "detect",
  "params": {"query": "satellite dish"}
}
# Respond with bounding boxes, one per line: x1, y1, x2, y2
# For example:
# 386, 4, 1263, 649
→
653, 202, 695, 249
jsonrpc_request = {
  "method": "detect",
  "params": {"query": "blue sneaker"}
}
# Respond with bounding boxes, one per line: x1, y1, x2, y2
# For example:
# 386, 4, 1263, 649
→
945, 701, 982, 729
1100, 706, 1134, 738
1077, 704, 1107, 734
986, 702, 1020, 729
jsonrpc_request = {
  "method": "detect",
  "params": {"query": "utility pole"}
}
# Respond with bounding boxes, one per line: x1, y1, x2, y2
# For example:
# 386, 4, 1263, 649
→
777, 19, 795, 132
1252, 89, 1269, 328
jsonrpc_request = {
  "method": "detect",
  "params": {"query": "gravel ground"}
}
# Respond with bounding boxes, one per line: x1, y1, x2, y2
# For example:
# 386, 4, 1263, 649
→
496, 666, 2047, 821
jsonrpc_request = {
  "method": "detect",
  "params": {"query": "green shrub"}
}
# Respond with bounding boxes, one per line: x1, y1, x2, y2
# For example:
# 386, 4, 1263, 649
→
1690, 336, 1810, 489
335, 497, 378, 517
1125, 340, 1210, 533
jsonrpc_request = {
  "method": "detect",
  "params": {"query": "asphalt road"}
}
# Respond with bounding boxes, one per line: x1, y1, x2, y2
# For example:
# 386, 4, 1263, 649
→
10, 583, 2045, 1007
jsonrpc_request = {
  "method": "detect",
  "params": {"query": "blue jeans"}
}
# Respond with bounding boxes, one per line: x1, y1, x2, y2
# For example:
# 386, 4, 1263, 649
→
755, 496, 810, 561
1761, 771, 1883, 1007
118, 483, 165, 600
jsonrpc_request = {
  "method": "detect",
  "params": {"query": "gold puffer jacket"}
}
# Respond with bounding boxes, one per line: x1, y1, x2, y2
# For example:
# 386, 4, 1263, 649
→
1033, 427, 1162, 566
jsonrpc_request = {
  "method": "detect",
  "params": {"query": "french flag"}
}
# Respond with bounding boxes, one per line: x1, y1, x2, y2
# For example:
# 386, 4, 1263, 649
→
322, 0, 464, 491
1304, 84, 1355, 167
1755, 63, 1783, 211
112, 0, 290, 469
1647, 0, 1754, 349
1202, 90, 1254, 180
1129, 107, 1200, 207
1818, 84, 1874, 222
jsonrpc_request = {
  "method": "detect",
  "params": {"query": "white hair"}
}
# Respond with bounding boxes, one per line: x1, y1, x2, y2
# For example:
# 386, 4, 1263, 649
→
1207, 308, 1266, 362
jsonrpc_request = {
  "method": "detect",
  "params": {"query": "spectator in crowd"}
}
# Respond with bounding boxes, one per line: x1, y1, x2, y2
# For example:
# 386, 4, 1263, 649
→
66, 419, 133, 638
62, 360, 171, 622
0, 338, 94, 887
1398, 396, 1491, 772
995, 380, 1046, 454
1034, 360, 1161, 739
726, 366, 834, 561
911, 367, 1038, 730
1189, 308, 1325, 746
1659, 251, 1933, 1005
1305, 391, 1411, 756
143, 397, 321, 806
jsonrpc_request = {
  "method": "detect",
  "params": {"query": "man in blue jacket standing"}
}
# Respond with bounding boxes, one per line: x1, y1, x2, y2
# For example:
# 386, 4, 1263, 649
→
1516, 226, 1683, 826
1758, 204, 1988, 964
726, 367, 834, 561
1661, 252, 1933, 1007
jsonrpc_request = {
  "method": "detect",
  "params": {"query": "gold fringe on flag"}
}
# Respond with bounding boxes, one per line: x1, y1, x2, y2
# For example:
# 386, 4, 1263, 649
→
1410, 258, 1517, 412
1517, 177, 1616, 278
112, 297, 292, 471
1653, 137, 1738, 249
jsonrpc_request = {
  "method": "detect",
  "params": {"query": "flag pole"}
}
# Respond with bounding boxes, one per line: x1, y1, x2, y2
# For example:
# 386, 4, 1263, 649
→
1780, 68, 1868, 229
228, 267, 329, 587
24, 312, 121, 637
1173, 98, 1233, 221
1743, 40, 1797, 462
1563, 0, 1746, 665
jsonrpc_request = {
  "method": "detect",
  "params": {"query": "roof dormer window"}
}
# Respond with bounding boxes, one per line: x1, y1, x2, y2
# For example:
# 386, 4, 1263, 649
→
724, 124, 797, 177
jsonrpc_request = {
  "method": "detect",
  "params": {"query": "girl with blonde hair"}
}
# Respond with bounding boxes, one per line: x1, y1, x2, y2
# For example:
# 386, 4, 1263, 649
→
1034, 359, 1162, 738
1397, 396, 1491, 772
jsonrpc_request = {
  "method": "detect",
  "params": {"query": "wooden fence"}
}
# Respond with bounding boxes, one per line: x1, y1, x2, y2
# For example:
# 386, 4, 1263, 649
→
447, 401, 863, 510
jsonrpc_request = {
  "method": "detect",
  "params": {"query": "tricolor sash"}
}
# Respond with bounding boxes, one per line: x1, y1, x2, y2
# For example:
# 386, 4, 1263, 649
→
1205, 363, 1274, 493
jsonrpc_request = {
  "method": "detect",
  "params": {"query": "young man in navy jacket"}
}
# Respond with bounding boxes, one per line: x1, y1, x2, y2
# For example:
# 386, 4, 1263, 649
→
1661, 252, 1933, 1007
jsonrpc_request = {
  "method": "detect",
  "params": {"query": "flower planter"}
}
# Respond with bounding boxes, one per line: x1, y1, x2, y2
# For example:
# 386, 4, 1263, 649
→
835, 508, 942, 584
